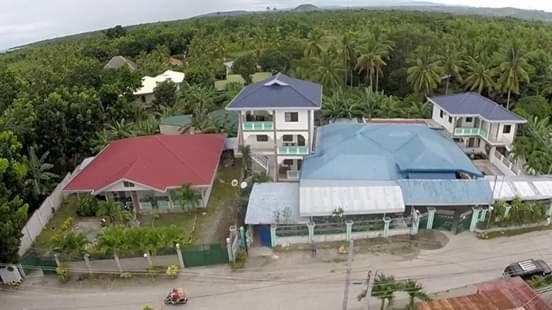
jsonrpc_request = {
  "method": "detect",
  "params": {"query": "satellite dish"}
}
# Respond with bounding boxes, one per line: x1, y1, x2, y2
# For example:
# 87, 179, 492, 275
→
240, 181, 248, 189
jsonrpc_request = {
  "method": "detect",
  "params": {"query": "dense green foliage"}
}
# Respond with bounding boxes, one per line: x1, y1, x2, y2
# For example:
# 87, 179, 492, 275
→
1, 10, 552, 259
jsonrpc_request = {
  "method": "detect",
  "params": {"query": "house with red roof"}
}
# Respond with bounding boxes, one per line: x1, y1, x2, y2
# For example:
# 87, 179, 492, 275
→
64, 134, 225, 213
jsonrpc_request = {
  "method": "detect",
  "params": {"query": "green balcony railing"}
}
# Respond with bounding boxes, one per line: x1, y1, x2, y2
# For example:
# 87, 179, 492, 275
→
454, 127, 489, 140
287, 170, 299, 180
242, 121, 273, 131
277, 146, 308, 155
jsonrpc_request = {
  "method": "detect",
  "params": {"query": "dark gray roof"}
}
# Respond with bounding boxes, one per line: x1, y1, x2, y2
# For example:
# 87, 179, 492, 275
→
226, 73, 322, 110
429, 92, 526, 123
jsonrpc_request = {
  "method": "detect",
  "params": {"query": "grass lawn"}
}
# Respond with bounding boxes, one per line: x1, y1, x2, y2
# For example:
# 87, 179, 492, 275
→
31, 199, 79, 255
477, 224, 552, 239
214, 72, 272, 91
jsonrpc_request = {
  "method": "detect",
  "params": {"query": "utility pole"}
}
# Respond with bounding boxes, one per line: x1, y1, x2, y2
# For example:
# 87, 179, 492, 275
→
342, 239, 354, 310
366, 271, 375, 310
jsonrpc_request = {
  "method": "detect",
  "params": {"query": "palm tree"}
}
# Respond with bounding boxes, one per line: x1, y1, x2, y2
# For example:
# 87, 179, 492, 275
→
372, 273, 400, 310
177, 184, 201, 210
407, 47, 443, 96
497, 42, 530, 109
26, 146, 58, 199
341, 32, 358, 88
402, 279, 430, 310
52, 231, 89, 259
440, 45, 465, 94
96, 200, 123, 224
304, 31, 323, 58
96, 225, 129, 273
239, 145, 252, 179
312, 49, 344, 94
463, 55, 495, 95
321, 91, 356, 121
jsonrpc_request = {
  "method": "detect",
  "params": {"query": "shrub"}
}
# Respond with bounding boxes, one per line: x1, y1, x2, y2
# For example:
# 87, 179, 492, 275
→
76, 196, 100, 217
120, 272, 132, 279
166, 264, 178, 278
56, 265, 70, 283
142, 306, 156, 310
231, 250, 247, 270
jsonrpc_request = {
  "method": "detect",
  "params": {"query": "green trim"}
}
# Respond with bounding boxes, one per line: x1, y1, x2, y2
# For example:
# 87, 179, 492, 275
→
243, 121, 273, 131
454, 127, 489, 140
277, 146, 308, 155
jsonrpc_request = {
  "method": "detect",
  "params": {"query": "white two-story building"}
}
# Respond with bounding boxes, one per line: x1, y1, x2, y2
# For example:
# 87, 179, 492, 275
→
428, 92, 527, 175
226, 73, 322, 181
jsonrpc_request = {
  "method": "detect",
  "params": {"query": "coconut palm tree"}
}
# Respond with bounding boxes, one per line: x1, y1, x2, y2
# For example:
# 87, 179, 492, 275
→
402, 279, 430, 309
312, 49, 344, 94
372, 273, 401, 310
304, 31, 323, 58
341, 32, 358, 88
321, 91, 357, 121
440, 45, 465, 94
52, 231, 89, 259
355, 34, 390, 91
26, 146, 58, 199
497, 42, 530, 109
96, 225, 130, 273
239, 145, 252, 179
463, 55, 495, 95
407, 47, 443, 96
177, 184, 201, 210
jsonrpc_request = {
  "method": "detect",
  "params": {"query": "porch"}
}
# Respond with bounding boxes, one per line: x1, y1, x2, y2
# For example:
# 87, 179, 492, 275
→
106, 186, 209, 213
278, 158, 302, 181
453, 117, 514, 145
242, 111, 274, 131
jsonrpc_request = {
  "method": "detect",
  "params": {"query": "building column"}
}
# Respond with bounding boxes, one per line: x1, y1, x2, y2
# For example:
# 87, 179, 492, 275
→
383, 217, 391, 238
176, 243, 185, 269
479, 208, 488, 222
426, 207, 436, 230
345, 220, 353, 241
270, 225, 277, 247
130, 191, 140, 218
469, 207, 481, 231
307, 223, 315, 242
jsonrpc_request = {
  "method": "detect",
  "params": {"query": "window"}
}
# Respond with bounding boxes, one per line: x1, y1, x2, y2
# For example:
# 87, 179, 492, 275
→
140, 96, 146, 103
465, 117, 473, 122
283, 135, 293, 142
503, 125, 512, 134
448, 116, 453, 123
440, 109, 444, 118
123, 181, 135, 188
283, 159, 294, 166
256, 135, 269, 142
285, 112, 299, 122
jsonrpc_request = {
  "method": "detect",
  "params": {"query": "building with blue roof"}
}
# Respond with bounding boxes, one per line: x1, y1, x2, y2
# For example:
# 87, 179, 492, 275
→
428, 93, 526, 176
226, 73, 322, 182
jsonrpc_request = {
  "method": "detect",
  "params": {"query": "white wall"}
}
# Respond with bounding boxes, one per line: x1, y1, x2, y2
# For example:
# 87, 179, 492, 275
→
102, 181, 152, 192
275, 131, 309, 146
274, 110, 309, 130
275, 228, 411, 246
432, 105, 454, 133
496, 123, 516, 144
243, 132, 275, 150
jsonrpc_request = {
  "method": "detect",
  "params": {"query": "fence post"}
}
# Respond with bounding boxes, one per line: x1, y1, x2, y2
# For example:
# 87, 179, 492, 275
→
175, 243, 185, 269
54, 254, 61, 267
479, 208, 488, 222
504, 204, 512, 218
426, 208, 436, 230
270, 225, 277, 247
144, 253, 153, 269
239, 226, 246, 249
383, 217, 391, 238
345, 220, 353, 241
412, 210, 420, 235
83, 254, 92, 275
226, 238, 234, 263
307, 223, 315, 242
470, 207, 481, 231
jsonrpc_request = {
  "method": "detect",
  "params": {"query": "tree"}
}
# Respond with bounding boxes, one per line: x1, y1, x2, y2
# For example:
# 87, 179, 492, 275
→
152, 80, 178, 108
304, 31, 323, 58
513, 95, 551, 119
0, 197, 28, 263
233, 54, 257, 84
25, 146, 58, 200
322, 91, 357, 121
104, 25, 127, 39
496, 42, 530, 109
407, 47, 443, 96
96, 225, 130, 272
0, 66, 19, 113
440, 45, 464, 94
51, 231, 89, 259
372, 273, 401, 310
135, 45, 171, 76
313, 49, 344, 94
96, 200, 124, 224
177, 184, 201, 210
402, 279, 430, 309
464, 55, 495, 95
355, 33, 392, 91
341, 32, 358, 88
258, 49, 290, 73
240, 145, 252, 179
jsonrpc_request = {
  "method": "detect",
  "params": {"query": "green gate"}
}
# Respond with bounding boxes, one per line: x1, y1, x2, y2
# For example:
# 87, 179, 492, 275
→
20, 253, 57, 274
457, 211, 473, 233
180, 244, 229, 267
433, 213, 454, 231
418, 213, 428, 230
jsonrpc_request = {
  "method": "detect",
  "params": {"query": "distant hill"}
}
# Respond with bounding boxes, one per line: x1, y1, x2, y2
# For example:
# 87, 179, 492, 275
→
293, 4, 319, 12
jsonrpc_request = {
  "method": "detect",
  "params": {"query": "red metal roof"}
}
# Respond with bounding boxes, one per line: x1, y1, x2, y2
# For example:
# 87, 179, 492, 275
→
64, 134, 225, 193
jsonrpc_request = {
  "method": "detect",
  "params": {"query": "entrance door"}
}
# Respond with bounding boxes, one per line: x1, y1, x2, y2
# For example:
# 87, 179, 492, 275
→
256, 225, 272, 247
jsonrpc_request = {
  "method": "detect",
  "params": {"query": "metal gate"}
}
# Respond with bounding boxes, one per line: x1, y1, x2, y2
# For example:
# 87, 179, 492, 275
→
433, 213, 454, 231
20, 253, 57, 274
256, 225, 272, 247
180, 244, 229, 267
457, 211, 473, 233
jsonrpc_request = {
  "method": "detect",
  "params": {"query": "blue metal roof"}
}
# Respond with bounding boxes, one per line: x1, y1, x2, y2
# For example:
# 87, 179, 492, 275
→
226, 73, 322, 110
429, 92, 526, 122
399, 179, 493, 206
245, 183, 307, 225
302, 123, 483, 181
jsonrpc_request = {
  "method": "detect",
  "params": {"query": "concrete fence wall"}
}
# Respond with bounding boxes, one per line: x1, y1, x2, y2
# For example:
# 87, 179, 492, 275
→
19, 173, 74, 256
275, 228, 412, 246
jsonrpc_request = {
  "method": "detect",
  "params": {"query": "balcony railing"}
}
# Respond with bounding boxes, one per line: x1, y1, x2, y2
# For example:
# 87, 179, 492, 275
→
286, 170, 299, 180
242, 121, 273, 131
277, 146, 308, 155
454, 127, 489, 140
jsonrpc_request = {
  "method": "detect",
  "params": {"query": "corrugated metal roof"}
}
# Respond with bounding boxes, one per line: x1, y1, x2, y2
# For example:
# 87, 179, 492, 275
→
245, 183, 307, 225
301, 123, 483, 181
487, 175, 552, 201
134, 70, 185, 95
300, 179, 405, 216
226, 73, 322, 110
429, 92, 526, 122
159, 114, 192, 127
399, 179, 493, 206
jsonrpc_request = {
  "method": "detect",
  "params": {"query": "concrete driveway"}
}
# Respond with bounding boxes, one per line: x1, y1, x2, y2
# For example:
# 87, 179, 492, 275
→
2, 230, 552, 310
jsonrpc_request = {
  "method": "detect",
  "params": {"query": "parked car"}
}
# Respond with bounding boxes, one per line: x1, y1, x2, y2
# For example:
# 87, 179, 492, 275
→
503, 259, 552, 280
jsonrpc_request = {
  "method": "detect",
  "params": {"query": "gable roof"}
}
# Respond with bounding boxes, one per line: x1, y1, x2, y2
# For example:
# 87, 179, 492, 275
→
134, 70, 185, 95
428, 92, 526, 123
226, 73, 322, 110
104, 56, 138, 71
302, 123, 483, 181
64, 134, 224, 193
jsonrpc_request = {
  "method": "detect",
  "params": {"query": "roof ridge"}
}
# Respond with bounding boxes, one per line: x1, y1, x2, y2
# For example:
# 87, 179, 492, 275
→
284, 76, 319, 107
154, 135, 208, 184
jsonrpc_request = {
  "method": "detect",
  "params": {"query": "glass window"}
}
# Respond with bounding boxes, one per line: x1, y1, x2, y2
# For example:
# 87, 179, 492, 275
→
283, 135, 293, 142
465, 117, 473, 122
123, 181, 135, 187
283, 159, 293, 166
256, 135, 269, 142
440, 110, 444, 118
285, 112, 299, 122
448, 116, 452, 123
503, 125, 512, 134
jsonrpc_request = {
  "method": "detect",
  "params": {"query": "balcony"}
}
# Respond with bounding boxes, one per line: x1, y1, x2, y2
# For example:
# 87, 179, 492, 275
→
277, 146, 308, 155
286, 170, 299, 180
242, 121, 273, 131
454, 128, 489, 140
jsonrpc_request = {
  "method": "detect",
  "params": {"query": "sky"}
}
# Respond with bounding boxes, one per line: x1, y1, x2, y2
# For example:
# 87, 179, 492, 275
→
2, 0, 552, 50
